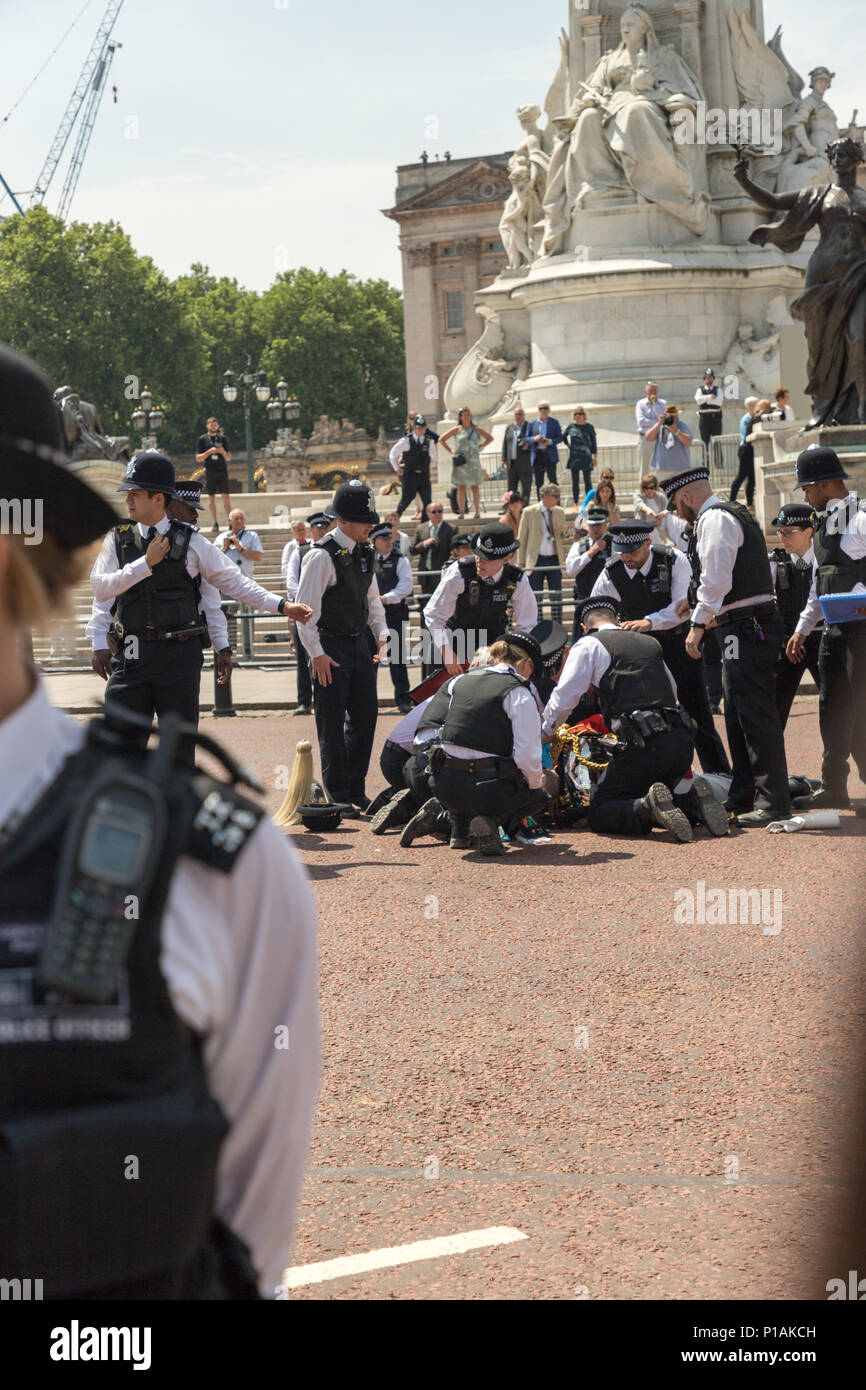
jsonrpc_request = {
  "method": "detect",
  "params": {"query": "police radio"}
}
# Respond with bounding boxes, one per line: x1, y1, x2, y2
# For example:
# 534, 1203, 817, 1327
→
37, 714, 181, 1004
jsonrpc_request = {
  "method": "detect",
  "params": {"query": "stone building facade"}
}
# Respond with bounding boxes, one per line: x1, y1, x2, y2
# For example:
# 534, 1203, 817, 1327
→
383, 154, 512, 421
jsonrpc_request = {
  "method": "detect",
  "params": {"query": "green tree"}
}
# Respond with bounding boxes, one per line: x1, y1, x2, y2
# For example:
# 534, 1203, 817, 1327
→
0, 207, 201, 453
174, 264, 269, 449
256, 268, 405, 438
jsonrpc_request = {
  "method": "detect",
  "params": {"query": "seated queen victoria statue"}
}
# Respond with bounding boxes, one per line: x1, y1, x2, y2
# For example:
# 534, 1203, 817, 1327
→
542, 3, 708, 255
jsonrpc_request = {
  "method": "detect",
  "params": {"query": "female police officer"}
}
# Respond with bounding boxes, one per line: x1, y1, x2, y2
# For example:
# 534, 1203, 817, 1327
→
0, 345, 318, 1299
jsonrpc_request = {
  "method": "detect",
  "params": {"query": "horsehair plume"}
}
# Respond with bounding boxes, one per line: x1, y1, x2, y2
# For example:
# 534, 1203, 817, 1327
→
273, 740, 314, 827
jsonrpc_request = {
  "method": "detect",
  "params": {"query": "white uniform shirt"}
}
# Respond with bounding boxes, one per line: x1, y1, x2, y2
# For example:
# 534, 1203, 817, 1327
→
565, 538, 606, 577
389, 433, 434, 473
542, 623, 678, 735
285, 541, 313, 601
376, 549, 414, 607
440, 664, 543, 788
388, 695, 434, 752
690, 495, 775, 629
591, 547, 691, 630
0, 677, 320, 1299
280, 540, 295, 580
294, 527, 387, 660
214, 526, 264, 581
423, 560, 538, 655
88, 519, 284, 652
795, 493, 866, 636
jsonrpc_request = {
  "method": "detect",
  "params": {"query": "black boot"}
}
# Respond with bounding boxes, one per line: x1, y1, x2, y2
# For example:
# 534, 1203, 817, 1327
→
635, 783, 693, 843
792, 787, 851, 811
370, 788, 415, 835
400, 798, 446, 847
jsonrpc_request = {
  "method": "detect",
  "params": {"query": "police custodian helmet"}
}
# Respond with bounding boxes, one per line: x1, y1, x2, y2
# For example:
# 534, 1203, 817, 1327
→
0, 344, 117, 549
331, 478, 379, 525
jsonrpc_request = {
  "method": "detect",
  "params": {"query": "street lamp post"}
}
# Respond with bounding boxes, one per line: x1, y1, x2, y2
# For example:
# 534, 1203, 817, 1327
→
266, 377, 302, 432
222, 356, 271, 493
130, 386, 165, 451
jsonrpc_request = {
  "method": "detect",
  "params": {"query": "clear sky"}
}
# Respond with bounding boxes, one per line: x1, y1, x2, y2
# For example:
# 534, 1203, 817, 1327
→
0, 0, 861, 292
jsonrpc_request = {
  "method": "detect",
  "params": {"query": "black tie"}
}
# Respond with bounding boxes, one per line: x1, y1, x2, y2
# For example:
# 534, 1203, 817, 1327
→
146, 526, 157, 542
795, 557, 810, 571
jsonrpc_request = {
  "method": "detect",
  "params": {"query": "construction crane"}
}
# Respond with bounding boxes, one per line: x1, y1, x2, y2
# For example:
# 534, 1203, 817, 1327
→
56, 39, 122, 221
28, 0, 125, 211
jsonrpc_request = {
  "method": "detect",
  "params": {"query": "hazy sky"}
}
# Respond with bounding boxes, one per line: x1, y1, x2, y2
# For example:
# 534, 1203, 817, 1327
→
0, 0, 861, 291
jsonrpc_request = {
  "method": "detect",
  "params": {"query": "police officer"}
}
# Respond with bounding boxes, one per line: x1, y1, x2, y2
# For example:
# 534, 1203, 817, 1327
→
371, 519, 414, 714
769, 502, 823, 728
693, 367, 724, 453
425, 629, 551, 854
0, 344, 318, 1298
590, 520, 730, 775
541, 597, 728, 840
389, 413, 438, 520
287, 512, 334, 716
89, 452, 305, 766
295, 479, 388, 812
565, 506, 610, 639
529, 619, 569, 705
423, 521, 538, 673
787, 446, 866, 809
664, 465, 791, 826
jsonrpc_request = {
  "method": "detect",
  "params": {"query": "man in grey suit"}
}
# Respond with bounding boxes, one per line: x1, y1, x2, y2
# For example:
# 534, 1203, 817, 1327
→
501, 405, 532, 502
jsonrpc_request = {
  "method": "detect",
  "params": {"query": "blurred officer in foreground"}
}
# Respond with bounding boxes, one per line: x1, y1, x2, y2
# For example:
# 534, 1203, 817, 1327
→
0, 345, 319, 1298
665, 465, 791, 827
769, 502, 823, 728
787, 447, 866, 809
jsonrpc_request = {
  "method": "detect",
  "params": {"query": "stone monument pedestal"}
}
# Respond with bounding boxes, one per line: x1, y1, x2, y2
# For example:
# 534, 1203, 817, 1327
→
753, 424, 866, 533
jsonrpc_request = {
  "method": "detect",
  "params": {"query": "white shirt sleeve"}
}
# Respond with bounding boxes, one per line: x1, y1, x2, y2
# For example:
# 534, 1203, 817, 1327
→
198, 574, 230, 651
160, 818, 320, 1298
286, 546, 303, 600
691, 507, 746, 627
542, 635, 612, 734
503, 684, 543, 788
565, 542, 601, 577
367, 577, 388, 643
191, 535, 282, 613
294, 547, 334, 659
85, 595, 114, 650
389, 438, 409, 472
423, 562, 463, 654
511, 573, 539, 628
90, 528, 152, 600
590, 567, 619, 601
380, 554, 414, 605
280, 541, 295, 579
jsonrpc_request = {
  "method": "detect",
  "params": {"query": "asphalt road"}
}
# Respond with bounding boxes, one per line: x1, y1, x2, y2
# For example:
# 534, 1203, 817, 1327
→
197, 697, 866, 1301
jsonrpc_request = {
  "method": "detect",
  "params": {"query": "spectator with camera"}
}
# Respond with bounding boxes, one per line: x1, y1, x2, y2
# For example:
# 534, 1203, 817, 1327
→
195, 415, 232, 534
635, 382, 667, 468
773, 387, 794, 421
644, 403, 695, 479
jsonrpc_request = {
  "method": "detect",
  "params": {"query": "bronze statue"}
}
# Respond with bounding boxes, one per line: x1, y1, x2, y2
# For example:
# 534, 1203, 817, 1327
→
734, 136, 866, 427
54, 386, 131, 462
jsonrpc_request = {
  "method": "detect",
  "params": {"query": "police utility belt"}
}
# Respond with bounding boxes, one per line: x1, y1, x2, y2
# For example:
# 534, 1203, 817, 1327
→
713, 601, 775, 631
431, 748, 521, 779
110, 619, 208, 646
614, 707, 692, 750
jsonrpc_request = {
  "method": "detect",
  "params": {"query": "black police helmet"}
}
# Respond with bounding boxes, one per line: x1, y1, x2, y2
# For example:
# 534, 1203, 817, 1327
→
331, 479, 378, 525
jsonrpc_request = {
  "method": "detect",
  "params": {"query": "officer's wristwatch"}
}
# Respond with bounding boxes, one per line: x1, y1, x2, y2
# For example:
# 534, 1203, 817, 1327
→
218, 646, 231, 655
277, 598, 289, 616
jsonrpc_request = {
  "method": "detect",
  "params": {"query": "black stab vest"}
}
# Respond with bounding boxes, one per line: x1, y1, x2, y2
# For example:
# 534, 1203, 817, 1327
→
440, 668, 529, 758
573, 540, 606, 600
592, 628, 676, 722
449, 559, 523, 642
403, 433, 433, 472
376, 549, 408, 621
812, 500, 866, 597
0, 724, 264, 1298
113, 523, 200, 635
604, 552, 674, 620
416, 684, 452, 736
317, 535, 374, 636
771, 549, 817, 638
691, 501, 773, 608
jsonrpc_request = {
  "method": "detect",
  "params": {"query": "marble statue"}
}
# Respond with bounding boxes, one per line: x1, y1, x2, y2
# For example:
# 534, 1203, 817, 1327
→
499, 105, 550, 269
54, 387, 131, 463
735, 136, 866, 426
727, 10, 840, 194
443, 306, 521, 418
541, 4, 709, 248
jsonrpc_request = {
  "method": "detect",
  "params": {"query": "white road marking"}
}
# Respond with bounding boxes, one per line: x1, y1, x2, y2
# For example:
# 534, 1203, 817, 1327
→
283, 1225, 528, 1289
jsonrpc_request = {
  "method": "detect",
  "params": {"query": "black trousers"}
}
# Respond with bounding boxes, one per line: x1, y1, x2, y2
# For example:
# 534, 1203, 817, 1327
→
384, 612, 410, 702
507, 455, 532, 502
658, 631, 730, 775
431, 759, 550, 834
588, 726, 694, 835
105, 636, 203, 768
703, 627, 723, 707
719, 609, 790, 814
775, 631, 822, 728
404, 748, 434, 807
818, 624, 866, 793
312, 632, 379, 804
568, 464, 592, 506
294, 624, 312, 707
529, 555, 563, 623
698, 413, 723, 450
533, 453, 558, 498
396, 467, 431, 518
380, 738, 410, 791
729, 444, 755, 507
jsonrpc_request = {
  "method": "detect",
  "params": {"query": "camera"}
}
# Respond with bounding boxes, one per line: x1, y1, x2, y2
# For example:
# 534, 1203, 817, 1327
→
663, 413, 676, 427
